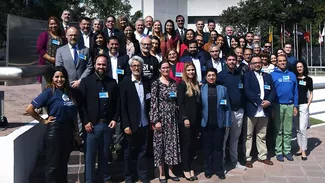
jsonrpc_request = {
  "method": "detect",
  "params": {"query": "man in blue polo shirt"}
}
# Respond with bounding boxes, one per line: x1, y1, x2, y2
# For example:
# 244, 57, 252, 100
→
270, 55, 298, 162
218, 53, 246, 171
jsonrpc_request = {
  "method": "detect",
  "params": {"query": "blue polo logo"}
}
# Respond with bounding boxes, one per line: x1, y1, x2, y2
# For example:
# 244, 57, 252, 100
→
278, 78, 283, 82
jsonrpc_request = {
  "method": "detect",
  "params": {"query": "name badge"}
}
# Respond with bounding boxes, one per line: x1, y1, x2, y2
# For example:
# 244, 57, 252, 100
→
201, 66, 206, 71
99, 92, 109, 99
116, 69, 124, 75
146, 93, 151, 100
238, 83, 243, 89
299, 80, 306, 86
264, 85, 271, 90
283, 76, 290, 80
51, 39, 60, 45
79, 54, 87, 60
169, 91, 177, 98
175, 72, 182, 77
220, 99, 227, 105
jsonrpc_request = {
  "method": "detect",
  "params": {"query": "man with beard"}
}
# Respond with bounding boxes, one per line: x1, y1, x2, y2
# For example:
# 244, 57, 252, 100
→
218, 53, 246, 172
195, 35, 210, 62
119, 56, 151, 183
138, 37, 159, 83
79, 54, 119, 183
106, 36, 130, 83
56, 26, 93, 89
180, 39, 206, 83
245, 32, 254, 49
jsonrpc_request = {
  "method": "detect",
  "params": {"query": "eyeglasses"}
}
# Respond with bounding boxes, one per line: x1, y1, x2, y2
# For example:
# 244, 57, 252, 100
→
265, 46, 271, 48
131, 65, 141, 68
141, 43, 151, 47
177, 20, 184, 22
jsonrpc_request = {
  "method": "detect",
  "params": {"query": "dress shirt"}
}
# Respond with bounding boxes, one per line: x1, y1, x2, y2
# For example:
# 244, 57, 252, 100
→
226, 36, 231, 47
131, 75, 149, 127
81, 31, 90, 48
134, 31, 147, 42
178, 28, 185, 38
212, 57, 222, 73
144, 27, 152, 36
192, 57, 202, 82
107, 28, 114, 37
242, 60, 249, 65
254, 71, 266, 117
68, 43, 79, 62
109, 52, 119, 82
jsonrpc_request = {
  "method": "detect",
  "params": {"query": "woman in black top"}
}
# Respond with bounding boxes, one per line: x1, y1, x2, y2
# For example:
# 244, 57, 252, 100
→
177, 62, 201, 181
294, 61, 313, 161
119, 24, 141, 57
90, 32, 108, 60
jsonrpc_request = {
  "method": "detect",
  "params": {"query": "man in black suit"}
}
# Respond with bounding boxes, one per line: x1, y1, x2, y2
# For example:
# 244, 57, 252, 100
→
104, 15, 121, 40
60, 9, 71, 32
120, 55, 151, 183
223, 25, 234, 56
79, 54, 119, 183
206, 45, 226, 73
175, 15, 187, 44
78, 17, 94, 49
106, 36, 130, 83
243, 56, 276, 168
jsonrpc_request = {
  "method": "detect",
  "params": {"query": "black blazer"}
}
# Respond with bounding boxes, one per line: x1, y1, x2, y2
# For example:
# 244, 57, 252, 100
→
119, 76, 151, 132
119, 35, 141, 56
175, 28, 187, 44
77, 31, 94, 49
103, 28, 121, 40
106, 53, 130, 83
177, 81, 202, 125
79, 74, 119, 125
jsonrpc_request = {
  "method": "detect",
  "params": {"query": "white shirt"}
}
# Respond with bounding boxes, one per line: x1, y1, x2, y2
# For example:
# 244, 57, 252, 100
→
68, 43, 79, 63
242, 60, 249, 65
80, 31, 90, 48
192, 57, 202, 82
131, 75, 149, 127
262, 64, 275, 74
107, 28, 114, 37
144, 27, 152, 36
226, 36, 231, 47
211, 57, 222, 73
178, 28, 185, 37
109, 53, 119, 82
134, 31, 147, 42
254, 71, 266, 117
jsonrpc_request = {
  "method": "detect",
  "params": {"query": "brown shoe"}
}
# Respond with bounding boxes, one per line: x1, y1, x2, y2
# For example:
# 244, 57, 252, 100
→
258, 159, 273, 165
245, 161, 253, 168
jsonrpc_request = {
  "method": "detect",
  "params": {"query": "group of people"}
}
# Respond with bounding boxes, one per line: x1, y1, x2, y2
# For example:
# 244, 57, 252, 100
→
28, 9, 314, 183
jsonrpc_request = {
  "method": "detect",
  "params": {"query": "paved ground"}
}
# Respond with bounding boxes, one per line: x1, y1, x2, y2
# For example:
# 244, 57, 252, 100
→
1, 84, 325, 183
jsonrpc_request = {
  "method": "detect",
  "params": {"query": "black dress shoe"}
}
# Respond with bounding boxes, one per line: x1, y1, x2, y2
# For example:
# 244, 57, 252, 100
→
301, 156, 307, 161
169, 176, 180, 181
204, 173, 212, 179
192, 175, 198, 180
159, 177, 167, 183
217, 173, 226, 180
185, 176, 194, 181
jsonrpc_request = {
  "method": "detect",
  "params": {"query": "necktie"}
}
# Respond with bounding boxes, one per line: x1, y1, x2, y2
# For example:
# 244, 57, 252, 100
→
228, 36, 231, 47
180, 30, 184, 40
72, 46, 78, 66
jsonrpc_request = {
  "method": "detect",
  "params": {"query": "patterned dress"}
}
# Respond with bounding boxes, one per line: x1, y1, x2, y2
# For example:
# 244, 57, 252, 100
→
150, 79, 181, 166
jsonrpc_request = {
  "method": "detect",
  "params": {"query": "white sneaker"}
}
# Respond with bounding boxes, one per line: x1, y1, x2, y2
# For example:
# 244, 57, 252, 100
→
235, 162, 246, 171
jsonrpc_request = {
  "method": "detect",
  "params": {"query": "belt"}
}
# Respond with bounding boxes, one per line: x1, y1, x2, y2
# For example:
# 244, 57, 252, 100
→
99, 119, 109, 123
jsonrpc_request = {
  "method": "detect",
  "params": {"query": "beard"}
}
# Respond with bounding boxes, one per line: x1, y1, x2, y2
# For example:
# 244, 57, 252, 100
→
189, 51, 197, 57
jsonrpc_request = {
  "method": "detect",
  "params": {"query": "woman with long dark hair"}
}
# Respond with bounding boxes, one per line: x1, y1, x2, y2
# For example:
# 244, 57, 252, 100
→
294, 61, 313, 161
119, 24, 141, 57
179, 29, 195, 57
150, 36, 163, 62
90, 31, 108, 59
163, 19, 180, 56
25, 66, 79, 183
177, 62, 201, 181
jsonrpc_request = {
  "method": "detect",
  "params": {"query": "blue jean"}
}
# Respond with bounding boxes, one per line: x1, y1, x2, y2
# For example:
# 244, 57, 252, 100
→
85, 122, 113, 183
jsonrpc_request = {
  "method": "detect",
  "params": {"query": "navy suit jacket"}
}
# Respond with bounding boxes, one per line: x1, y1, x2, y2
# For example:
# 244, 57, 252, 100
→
205, 58, 227, 72
180, 54, 206, 80
106, 53, 130, 83
244, 71, 276, 117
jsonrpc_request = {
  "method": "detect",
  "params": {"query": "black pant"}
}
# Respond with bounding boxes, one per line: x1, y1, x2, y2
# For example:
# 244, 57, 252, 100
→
201, 127, 225, 175
44, 122, 73, 183
179, 124, 199, 171
124, 126, 149, 182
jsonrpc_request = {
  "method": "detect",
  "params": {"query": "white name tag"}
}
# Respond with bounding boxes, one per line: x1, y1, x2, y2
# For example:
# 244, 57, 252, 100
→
220, 99, 227, 105
99, 92, 109, 98
299, 80, 306, 86
116, 69, 124, 75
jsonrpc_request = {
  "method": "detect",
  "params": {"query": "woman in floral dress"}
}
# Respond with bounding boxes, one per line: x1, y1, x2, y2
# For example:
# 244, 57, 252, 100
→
150, 60, 181, 183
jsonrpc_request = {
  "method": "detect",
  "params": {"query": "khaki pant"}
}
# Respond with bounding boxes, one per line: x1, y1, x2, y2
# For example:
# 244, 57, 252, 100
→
245, 116, 268, 161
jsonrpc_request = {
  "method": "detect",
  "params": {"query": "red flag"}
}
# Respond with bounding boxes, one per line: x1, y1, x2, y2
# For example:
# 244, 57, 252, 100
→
285, 30, 291, 37
303, 32, 310, 43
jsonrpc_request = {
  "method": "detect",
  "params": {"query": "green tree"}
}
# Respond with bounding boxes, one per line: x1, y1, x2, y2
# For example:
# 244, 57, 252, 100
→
84, 0, 132, 19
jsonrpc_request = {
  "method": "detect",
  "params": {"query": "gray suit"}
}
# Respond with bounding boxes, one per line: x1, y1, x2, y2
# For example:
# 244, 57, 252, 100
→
55, 44, 93, 83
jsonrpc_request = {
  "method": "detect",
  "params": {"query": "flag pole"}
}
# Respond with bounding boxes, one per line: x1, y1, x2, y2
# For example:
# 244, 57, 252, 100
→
271, 26, 274, 54
306, 24, 309, 66
311, 22, 313, 67
296, 23, 299, 60
284, 23, 286, 45
293, 24, 296, 58
320, 23, 322, 67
